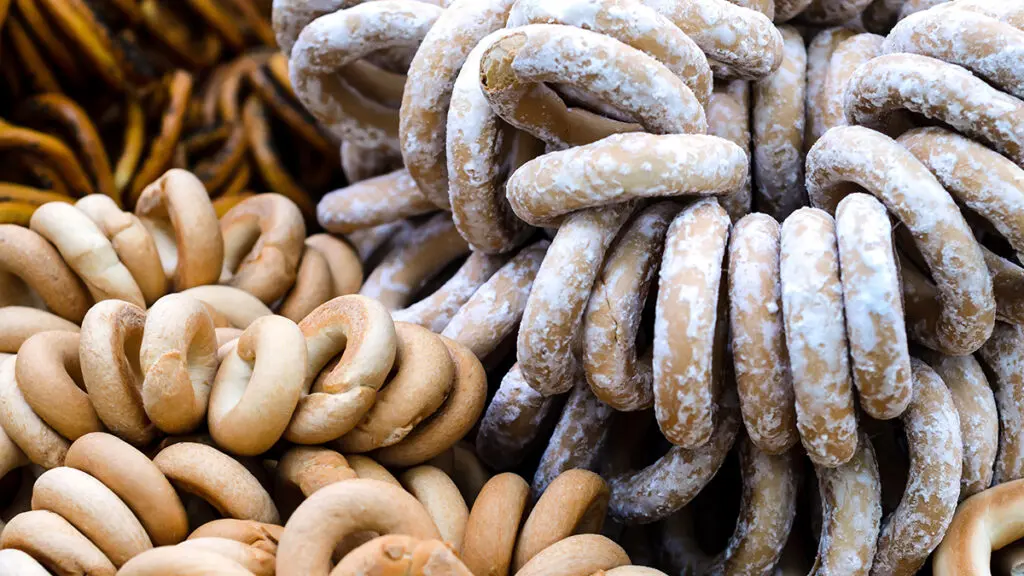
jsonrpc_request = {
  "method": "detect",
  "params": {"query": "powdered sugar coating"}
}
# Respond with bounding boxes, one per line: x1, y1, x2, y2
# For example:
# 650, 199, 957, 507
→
273, 0, 359, 57
806, 125, 995, 355
506, 0, 713, 108
359, 214, 469, 310
608, 392, 740, 524
728, 213, 799, 455
835, 193, 912, 420
583, 203, 677, 412
289, 1, 442, 149
447, 28, 536, 254
805, 27, 858, 150
707, 87, 752, 221
653, 199, 730, 449
871, 359, 962, 576
519, 206, 634, 396
317, 169, 434, 234
976, 322, 1024, 484
442, 241, 548, 359
531, 380, 614, 497
884, 7, 1024, 100
392, 251, 507, 332
844, 53, 1024, 168
506, 133, 746, 226
942, 0, 1024, 29
642, 0, 784, 79
921, 351, 997, 500
780, 207, 857, 468
752, 25, 807, 221
400, 0, 516, 209
475, 363, 561, 471
820, 33, 883, 136
812, 433, 882, 575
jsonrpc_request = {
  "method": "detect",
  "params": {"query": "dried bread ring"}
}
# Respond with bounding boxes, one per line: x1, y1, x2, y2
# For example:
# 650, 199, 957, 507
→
65, 432, 187, 547
15, 330, 102, 441
135, 169, 224, 291
280, 234, 362, 322
359, 214, 470, 310
807, 125, 994, 355
707, 82, 752, 221
399, 465, 469, 553
516, 534, 630, 576
154, 442, 279, 524
317, 169, 435, 235
0, 423, 27, 482
286, 295, 398, 444
884, 6, 1024, 100
332, 535, 473, 575
820, 33, 884, 137
277, 446, 358, 501
728, 213, 799, 455
751, 25, 807, 221
288, 0, 443, 149
475, 363, 562, 471
374, 336, 487, 467
0, 225, 91, 323
400, 0, 516, 209
871, 358, 962, 575
944, 0, 1024, 28
178, 285, 273, 329
393, 252, 507, 333
219, 193, 306, 305
209, 315, 307, 456
0, 548, 49, 576
976, 322, 1024, 484
0, 307, 79, 354
583, 203, 676, 412
75, 194, 166, 306
805, 27, 858, 150
140, 294, 219, 434
0, 509, 115, 576
514, 469, 610, 571
461, 473, 529, 576
520, 205, 635, 396
780, 207, 857, 467
188, 519, 283, 553
532, 381, 614, 496
276, 479, 440, 576
506, 133, 745, 227
644, 0, 783, 80
844, 53, 1024, 168
425, 443, 490, 508
933, 477, 1024, 575
175, 537, 274, 576
117, 545, 254, 575
441, 241, 547, 360
654, 198, 730, 449
0, 356, 68, 469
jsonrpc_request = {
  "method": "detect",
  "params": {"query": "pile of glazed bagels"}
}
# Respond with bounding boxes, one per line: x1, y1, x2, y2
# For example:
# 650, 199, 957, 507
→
0, 0, 1022, 573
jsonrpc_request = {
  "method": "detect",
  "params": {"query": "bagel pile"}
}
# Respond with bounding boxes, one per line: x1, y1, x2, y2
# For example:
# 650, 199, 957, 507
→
0, 0, 1023, 574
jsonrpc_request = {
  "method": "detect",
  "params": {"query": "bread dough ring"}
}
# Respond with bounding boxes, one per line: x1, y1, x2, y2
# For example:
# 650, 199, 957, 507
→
208, 315, 307, 456
475, 363, 562, 471
728, 213, 800, 455
0, 356, 68, 469
287, 294, 397, 444
707, 82, 752, 221
135, 169, 224, 291
884, 6, 1024, 100
845, 53, 1024, 168
276, 479, 440, 576
188, 519, 283, 555
752, 25, 807, 220
871, 358, 962, 575
835, 193, 912, 420
933, 477, 1024, 575
153, 442, 279, 524
0, 510, 115, 575
532, 379, 614, 497
819, 33, 883, 137
654, 199, 730, 449
977, 322, 1024, 484
441, 241, 547, 359
393, 251, 507, 333
643, 0, 783, 79
174, 537, 275, 575
945, 0, 1024, 29
331, 534, 472, 575
66, 432, 188, 547
0, 549, 49, 576
15, 331, 102, 441
519, 205, 635, 396
462, 472, 529, 576
780, 207, 857, 467
117, 545, 253, 575
400, 0, 515, 209
805, 27, 858, 151
506, 133, 746, 227
359, 214, 470, 310
278, 247, 332, 323
317, 169, 435, 235
178, 285, 273, 329
583, 203, 676, 411
288, 1, 442, 150
398, 466, 468, 554
807, 125, 995, 355
0, 225, 91, 323
0, 307, 79, 354
515, 469, 609, 571
75, 194, 166, 306
277, 446, 358, 499
219, 193, 305, 304
515, 534, 630, 576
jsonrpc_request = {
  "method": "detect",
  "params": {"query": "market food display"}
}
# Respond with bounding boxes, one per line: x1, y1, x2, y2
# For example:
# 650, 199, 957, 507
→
0, 0, 1022, 574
